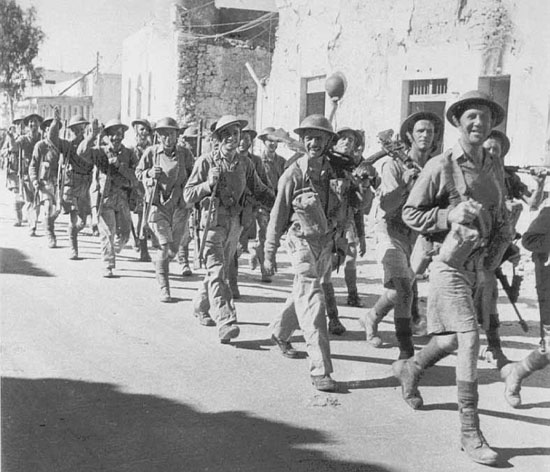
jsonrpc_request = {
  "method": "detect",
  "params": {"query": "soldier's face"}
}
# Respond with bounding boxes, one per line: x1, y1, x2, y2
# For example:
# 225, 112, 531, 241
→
456, 105, 493, 146
238, 132, 252, 152
218, 124, 240, 152
135, 124, 150, 145
264, 139, 278, 153
303, 130, 331, 158
483, 137, 503, 160
28, 118, 40, 133
72, 124, 86, 138
157, 129, 177, 150
334, 131, 356, 155
107, 127, 125, 150
409, 120, 435, 152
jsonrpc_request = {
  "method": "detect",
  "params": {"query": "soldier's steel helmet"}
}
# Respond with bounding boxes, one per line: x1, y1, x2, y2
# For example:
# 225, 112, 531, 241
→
211, 115, 248, 138
399, 111, 443, 148
294, 114, 338, 140
154, 117, 180, 131
335, 127, 363, 145
23, 113, 44, 125
446, 90, 505, 127
40, 117, 55, 131
241, 127, 257, 140
68, 115, 90, 129
131, 118, 152, 132
486, 130, 510, 157
103, 119, 129, 135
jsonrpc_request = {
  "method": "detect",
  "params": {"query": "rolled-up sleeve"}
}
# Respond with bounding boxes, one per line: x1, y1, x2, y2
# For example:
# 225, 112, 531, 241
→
183, 155, 212, 205
402, 158, 450, 235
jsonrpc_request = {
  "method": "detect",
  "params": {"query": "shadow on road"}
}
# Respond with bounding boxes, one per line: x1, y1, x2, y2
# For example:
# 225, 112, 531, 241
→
1, 377, 397, 472
0, 248, 53, 277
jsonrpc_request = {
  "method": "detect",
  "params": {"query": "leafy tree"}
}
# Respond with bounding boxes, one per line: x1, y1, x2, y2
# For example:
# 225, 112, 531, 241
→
0, 0, 45, 120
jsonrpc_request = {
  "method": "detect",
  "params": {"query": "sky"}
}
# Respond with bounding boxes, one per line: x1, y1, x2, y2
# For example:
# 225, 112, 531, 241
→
17, 0, 167, 74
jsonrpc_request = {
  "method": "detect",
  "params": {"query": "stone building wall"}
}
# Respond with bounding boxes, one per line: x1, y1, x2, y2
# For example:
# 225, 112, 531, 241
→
261, 0, 550, 166
176, 37, 272, 127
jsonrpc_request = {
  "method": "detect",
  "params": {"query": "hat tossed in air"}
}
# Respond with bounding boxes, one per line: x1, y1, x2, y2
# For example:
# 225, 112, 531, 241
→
258, 127, 277, 141
103, 119, 129, 135
400, 111, 444, 148
446, 90, 505, 127
486, 130, 510, 157
154, 117, 180, 131
183, 126, 199, 138
68, 115, 89, 129
210, 115, 248, 137
131, 118, 152, 132
294, 114, 338, 140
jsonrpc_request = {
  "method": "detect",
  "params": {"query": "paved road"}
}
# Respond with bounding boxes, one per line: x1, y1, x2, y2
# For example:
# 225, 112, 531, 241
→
1, 184, 549, 472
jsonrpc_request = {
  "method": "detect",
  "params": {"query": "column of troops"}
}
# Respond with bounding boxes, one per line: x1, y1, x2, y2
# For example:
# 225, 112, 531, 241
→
2, 90, 549, 467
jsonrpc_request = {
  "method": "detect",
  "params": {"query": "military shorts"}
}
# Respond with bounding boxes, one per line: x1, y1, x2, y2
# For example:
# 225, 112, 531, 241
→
375, 220, 414, 287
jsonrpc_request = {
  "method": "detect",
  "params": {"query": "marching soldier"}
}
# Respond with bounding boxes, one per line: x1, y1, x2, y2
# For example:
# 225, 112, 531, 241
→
176, 126, 197, 276
28, 116, 61, 248
483, 130, 546, 229
397, 91, 512, 465
183, 115, 274, 343
322, 127, 367, 336
227, 127, 269, 297
48, 112, 92, 259
136, 117, 191, 302
360, 111, 442, 359
78, 119, 138, 278
4, 113, 43, 230
249, 127, 287, 283
129, 118, 153, 262
264, 114, 356, 392
500, 201, 550, 408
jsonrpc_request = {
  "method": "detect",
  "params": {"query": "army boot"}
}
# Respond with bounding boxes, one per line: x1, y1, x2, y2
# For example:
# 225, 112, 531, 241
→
482, 314, 510, 370
394, 317, 415, 359
500, 349, 549, 408
392, 336, 451, 409
14, 201, 23, 226
139, 238, 151, 262
458, 381, 499, 466
46, 217, 56, 248
345, 267, 363, 307
323, 282, 346, 335
70, 227, 79, 260
156, 259, 171, 303
179, 246, 192, 276
359, 309, 384, 347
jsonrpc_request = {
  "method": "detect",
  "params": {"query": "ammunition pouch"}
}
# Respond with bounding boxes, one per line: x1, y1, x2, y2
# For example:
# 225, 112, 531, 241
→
291, 188, 328, 239
200, 195, 219, 230
438, 222, 482, 270
39, 161, 51, 181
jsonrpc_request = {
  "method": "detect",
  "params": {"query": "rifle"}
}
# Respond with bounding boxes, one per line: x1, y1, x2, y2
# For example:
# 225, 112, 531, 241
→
198, 178, 219, 266
192, 204, 202, 270
505, 165, 549, 177
18, 146, 24, 201
495, 267, 529, 332
139, 139, 160, 240
54, 120, 69, 218
364, 129, 421, 172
